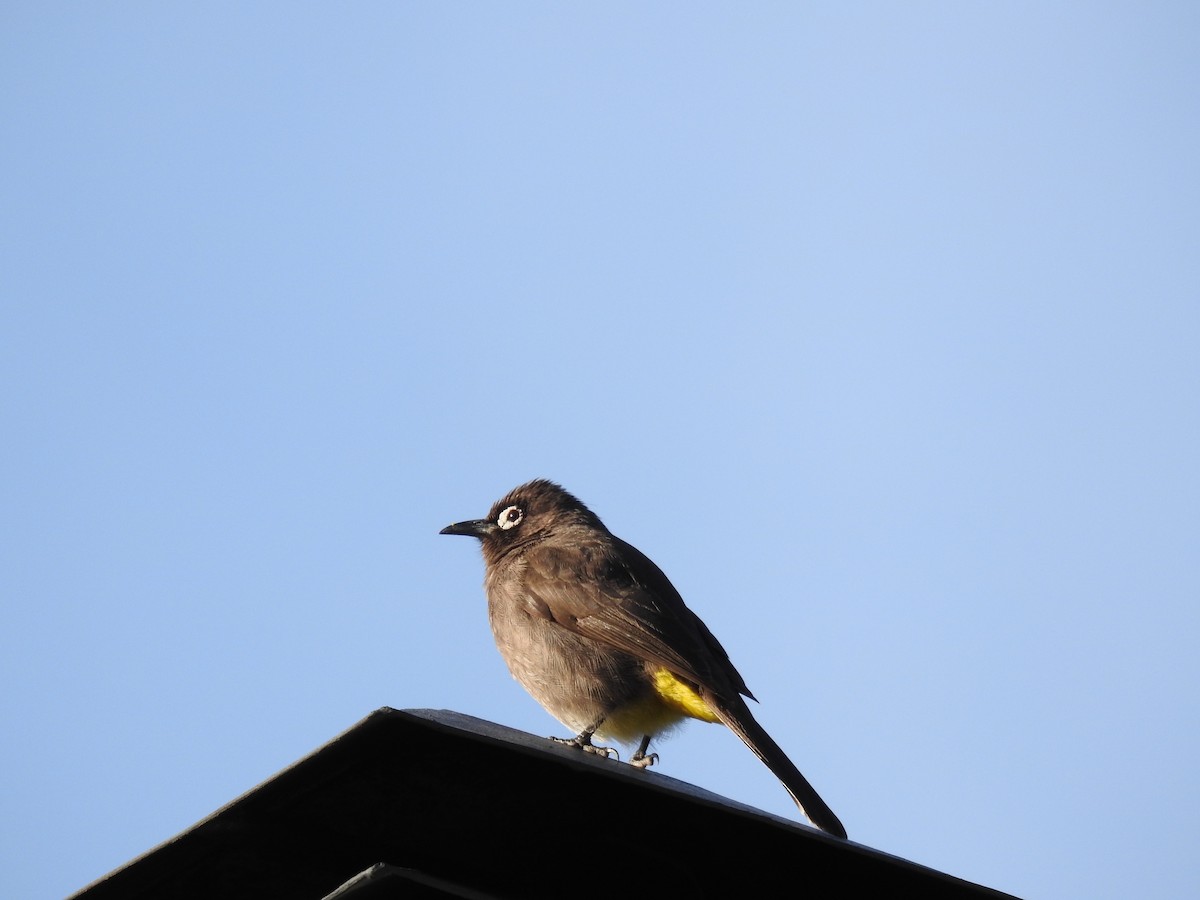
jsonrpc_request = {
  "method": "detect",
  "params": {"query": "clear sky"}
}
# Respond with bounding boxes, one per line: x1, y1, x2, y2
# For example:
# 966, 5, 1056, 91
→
3, 5, 1197, 898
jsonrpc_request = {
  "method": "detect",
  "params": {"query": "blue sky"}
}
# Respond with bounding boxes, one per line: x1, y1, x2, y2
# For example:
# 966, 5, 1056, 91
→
3, 5, 1197, 898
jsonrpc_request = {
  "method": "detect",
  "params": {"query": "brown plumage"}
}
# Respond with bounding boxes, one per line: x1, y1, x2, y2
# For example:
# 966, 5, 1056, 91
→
440, 478, 846, 838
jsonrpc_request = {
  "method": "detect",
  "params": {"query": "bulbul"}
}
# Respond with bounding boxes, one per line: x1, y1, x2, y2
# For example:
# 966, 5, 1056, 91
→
440, 478, 847, 839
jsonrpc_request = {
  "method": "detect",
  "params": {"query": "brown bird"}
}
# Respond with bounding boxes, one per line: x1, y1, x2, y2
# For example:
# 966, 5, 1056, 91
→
440, 478, 846, 838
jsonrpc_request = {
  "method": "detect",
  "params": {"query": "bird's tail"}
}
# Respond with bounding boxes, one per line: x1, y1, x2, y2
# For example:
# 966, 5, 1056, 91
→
708, 693, 847, 839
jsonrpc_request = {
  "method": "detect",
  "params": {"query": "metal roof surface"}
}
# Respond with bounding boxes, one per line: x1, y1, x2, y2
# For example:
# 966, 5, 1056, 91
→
69, 708, 1020, 899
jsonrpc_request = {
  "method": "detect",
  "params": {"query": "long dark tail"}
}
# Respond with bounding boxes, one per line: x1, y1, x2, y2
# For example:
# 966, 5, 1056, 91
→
708, 693, 847, 839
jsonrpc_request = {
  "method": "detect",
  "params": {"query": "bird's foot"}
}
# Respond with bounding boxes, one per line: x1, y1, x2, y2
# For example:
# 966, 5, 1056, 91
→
630, 734, 658, 769
629, 750, 659, 769
550, 733, 619, 760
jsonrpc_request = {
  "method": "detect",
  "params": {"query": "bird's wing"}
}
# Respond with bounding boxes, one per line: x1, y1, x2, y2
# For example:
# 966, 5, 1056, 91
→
521, 536, 753, 703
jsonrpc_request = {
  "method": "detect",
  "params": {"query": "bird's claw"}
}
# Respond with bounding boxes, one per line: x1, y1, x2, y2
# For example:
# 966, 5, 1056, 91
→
630, 751, 659, 769
551, 734, 619, 760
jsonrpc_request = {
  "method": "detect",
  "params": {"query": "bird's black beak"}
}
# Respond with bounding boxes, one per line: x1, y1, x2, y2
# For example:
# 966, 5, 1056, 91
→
439, 518, 496, 538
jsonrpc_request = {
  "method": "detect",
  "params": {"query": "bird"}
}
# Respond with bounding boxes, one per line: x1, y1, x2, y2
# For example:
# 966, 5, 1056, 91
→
439, 478, 847, 839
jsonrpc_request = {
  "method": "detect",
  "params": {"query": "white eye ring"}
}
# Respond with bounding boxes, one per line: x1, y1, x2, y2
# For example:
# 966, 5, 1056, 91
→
496, 505, 523, 530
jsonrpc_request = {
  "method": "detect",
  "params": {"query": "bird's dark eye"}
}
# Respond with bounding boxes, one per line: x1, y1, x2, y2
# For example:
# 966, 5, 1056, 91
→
497, 505, 523, 530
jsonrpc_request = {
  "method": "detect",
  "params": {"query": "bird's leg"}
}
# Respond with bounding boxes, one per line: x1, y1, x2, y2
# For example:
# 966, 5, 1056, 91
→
550, 721, 618, 760
630, 734, 659, 769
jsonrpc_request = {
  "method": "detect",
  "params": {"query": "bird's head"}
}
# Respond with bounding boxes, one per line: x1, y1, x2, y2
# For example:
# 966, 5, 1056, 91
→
440, 479, 607, 562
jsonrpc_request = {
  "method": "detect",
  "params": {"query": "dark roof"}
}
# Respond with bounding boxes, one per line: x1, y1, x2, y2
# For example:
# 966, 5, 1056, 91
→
69, 708, 1019, 899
